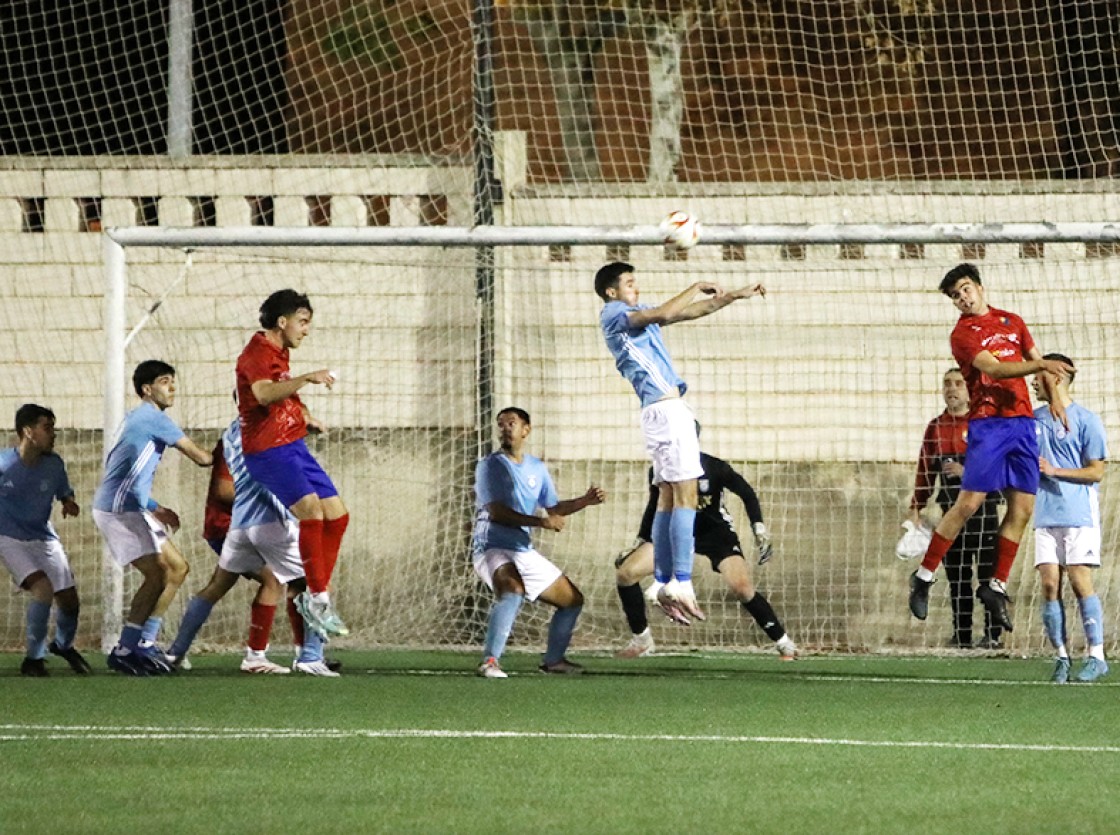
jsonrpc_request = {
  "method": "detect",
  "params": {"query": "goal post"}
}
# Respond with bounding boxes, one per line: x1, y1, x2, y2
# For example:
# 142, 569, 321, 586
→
99, 222, 1120, 656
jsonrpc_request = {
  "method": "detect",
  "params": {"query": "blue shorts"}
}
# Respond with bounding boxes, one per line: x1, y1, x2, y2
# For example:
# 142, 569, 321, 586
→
960, 417, 1039, 495
244, 439, 338, 508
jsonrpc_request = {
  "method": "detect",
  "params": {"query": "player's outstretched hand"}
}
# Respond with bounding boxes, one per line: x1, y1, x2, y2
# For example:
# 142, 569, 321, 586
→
153, 506, 181, 533
582, 485, 607, 507
731, 283, 766, 300
305, 369, 336, 389
306, 416, 328, 435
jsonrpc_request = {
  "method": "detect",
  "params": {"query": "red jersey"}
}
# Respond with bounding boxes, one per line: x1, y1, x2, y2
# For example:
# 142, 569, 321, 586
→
202, 439, 233, 541
236, 331, 307, 455
911, 411, 968, 512
949, 307, 1035, 420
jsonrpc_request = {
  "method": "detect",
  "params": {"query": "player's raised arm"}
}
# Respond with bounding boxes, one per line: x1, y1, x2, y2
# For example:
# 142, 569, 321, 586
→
174, 436, 213, 467
549, 485, 607, 517
251, 369, 335, 407
628, 282, 725, 328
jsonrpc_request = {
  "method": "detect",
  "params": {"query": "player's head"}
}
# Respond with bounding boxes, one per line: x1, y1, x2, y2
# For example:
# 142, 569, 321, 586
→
133, 360, 177, 408
496, 406, 532, 452
15, 403, 56, 452
941, 368, 967, 413
939, 263, 986, 316
594, 262, 636, 302
939, 263, 981, 295
259, 289, 314, 349
1032, 353, 1076, 402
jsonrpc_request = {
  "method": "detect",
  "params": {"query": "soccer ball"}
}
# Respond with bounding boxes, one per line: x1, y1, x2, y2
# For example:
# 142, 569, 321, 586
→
659, 210, 701, 250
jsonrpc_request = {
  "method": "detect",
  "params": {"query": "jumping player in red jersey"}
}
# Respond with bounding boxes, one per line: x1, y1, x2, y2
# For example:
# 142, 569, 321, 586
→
908, 264, 1073, 632
236, 289, 349, 639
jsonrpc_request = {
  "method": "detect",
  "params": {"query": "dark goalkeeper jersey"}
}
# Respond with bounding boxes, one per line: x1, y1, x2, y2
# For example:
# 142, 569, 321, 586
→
636, 452, 762, 542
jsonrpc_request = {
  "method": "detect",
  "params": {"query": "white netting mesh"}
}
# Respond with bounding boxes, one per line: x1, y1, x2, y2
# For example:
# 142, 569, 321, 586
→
1, 2, 1120, 657
5, 239, 1118, 656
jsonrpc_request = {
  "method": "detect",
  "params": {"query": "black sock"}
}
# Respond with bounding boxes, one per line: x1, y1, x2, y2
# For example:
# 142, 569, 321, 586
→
617, 583, 648, 634
742, 593, 785, 642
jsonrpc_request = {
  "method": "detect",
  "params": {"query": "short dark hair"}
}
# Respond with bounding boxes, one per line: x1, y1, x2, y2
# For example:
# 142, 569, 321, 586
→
259, 289, 313, 329
497, 406, 531, 425
133, 360, 176, 397
1043, 352, 1076, 384
594, 262, 634, 301
15, 403, 54, 435
939, 263, 981, 295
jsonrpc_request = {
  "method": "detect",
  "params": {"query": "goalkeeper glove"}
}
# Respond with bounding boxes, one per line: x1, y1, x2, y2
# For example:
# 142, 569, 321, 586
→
753, 522, 773, 565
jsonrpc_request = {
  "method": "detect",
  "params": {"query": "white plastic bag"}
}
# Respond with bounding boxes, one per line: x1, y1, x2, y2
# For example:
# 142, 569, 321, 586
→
895, 519, 933, 560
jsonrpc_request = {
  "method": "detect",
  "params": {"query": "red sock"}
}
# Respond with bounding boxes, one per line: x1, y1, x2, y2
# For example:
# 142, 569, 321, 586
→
993, 536, 1020, 583
286, 598, 305, 646
321, 514, 350, 585
298, 519, 327, 593
248, 602, 276, 652
920, 531, 954, 573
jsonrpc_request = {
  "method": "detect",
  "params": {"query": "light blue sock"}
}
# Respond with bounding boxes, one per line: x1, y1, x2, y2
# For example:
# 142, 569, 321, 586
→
1079, 595, 1104, 647
543, 605, 581, 666
1042, 599, 1066, 653
482, 592, 524, 661
670, 508, 697, 581
652, 511, 672, 583
25, 600, 51, 660
168, 597, 215, 658
141, 616, 163, 644
299, 628, 324, 663
119, 623, 143, 652
54, 606, 79, 649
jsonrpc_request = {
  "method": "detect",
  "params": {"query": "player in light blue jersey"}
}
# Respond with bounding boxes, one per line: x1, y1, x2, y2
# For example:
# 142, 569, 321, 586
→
0, 404, 91, 676
1031, 354, 1109, 683
93, 360, 213, 676
168, 419, 337, 675
595, 261, 765, 624
472, 407, 605, 678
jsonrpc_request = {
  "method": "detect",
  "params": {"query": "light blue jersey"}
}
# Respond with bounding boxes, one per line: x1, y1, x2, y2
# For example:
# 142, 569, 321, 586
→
93, 402, 185, 514
600, 300, 686, 407
0, 448, 73, 541
1035, 402, 1108, 528
473, 452, 559, 552
221, 419, 289, 530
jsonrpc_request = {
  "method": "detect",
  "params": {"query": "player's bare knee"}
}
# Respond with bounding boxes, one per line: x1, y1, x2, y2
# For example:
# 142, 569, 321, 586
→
54, 586, 80, 612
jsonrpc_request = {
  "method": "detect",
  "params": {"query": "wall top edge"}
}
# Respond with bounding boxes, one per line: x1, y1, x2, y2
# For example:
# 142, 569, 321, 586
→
0, 154, 470, 172
514, 180, 1120, 198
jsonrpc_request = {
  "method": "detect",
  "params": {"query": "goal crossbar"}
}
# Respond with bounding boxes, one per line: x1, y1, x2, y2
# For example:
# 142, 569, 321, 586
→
107, 222, 1120, 248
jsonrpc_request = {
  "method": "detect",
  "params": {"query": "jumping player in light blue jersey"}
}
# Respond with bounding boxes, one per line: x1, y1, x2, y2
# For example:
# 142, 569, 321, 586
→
93, 360, 212, 676
168, 419, 335, 675
595, 261, 765, 625
1031, 354, 1110, 683
472, 407, 605, 678
0, 404, 91, 676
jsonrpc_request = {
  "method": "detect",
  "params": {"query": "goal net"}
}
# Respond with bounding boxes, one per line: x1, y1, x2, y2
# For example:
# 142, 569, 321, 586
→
1, 2, 1119, 657
82, 227, 1120, 659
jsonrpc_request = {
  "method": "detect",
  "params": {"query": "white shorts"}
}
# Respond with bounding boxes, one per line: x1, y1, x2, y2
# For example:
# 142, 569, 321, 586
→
0, 534, 75, 592
1034, 525, 1102, 568
473, 547, 563, 602
640, 398, 703, 485
92, 509, 169, 567
219, 520, 304, 585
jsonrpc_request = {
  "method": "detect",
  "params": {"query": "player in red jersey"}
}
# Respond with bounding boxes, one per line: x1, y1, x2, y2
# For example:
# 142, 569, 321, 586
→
906, 368, 1003, 648
908, 264, 1073, 632
236, 289, 349, 639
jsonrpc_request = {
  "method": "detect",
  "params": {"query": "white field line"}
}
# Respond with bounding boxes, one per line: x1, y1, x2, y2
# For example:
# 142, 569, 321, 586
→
386, 668, 1117, 687
1, 724, 1118, 753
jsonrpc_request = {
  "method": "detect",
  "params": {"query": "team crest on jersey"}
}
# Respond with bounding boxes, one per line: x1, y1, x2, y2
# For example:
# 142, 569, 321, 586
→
527, 475, 538, 489
698, 478, 709, 493
40, 480, 51, 492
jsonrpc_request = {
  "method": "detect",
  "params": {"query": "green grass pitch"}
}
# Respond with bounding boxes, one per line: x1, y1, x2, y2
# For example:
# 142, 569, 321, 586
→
3, 650, 1119, 834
